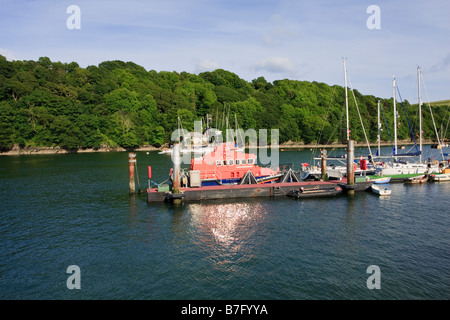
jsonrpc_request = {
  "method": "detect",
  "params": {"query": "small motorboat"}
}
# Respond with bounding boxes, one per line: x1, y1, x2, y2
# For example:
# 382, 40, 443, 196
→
371, 184, 391, 196
403, 174, 428, 184
370, 177, 391, 184
287, 186, 342, 199
431, 172, 450, 182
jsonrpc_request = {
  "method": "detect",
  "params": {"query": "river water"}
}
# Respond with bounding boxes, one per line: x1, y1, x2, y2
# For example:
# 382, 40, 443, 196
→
0, 146, 449, 300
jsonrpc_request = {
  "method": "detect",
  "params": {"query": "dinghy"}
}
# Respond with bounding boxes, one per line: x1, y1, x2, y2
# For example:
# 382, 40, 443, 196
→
287, 186, 342, 199
371, 184, 391, 196
369, 177, 391, 184
403, 174, 428, 184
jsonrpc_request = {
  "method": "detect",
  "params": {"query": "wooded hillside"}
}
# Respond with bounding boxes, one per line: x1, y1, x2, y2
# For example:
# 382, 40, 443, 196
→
0, 55, 448, 151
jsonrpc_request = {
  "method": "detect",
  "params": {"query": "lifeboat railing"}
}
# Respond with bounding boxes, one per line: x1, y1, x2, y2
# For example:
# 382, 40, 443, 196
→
200, 168, 223, 184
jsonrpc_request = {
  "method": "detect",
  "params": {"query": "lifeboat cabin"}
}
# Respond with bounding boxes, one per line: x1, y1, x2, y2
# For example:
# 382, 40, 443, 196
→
189, 143, 280, 186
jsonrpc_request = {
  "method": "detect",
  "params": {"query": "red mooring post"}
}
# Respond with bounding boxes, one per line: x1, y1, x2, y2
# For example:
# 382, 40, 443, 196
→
129, 153, 136, 194
346, 140, 355, 194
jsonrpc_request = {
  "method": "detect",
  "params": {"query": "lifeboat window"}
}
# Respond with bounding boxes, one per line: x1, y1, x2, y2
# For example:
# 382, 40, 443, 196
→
248, 158, 254, 164
216, 160, 221, 166
235, 159, 240, 165
223, 160, 227, 166
228, 160, 234, 166
241, 159, 246, 164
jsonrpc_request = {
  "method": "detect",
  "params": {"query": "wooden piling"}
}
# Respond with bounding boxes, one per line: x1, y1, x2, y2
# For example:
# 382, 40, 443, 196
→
321, 149, 327, 180
172, 143, 182, 204
128, 153, 136, 194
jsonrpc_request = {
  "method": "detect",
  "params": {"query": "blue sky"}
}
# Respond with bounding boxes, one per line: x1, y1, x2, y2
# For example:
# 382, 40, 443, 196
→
1, 0, 449, 102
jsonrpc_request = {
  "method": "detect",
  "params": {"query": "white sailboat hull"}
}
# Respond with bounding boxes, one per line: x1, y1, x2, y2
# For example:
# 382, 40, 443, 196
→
376, 163, 436, 176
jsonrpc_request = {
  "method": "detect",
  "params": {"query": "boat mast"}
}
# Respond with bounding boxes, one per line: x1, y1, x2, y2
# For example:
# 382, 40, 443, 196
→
378, 100, 381, 157
417, 66, 423, 164
343, 58, 350, 141
393, 76, 397, 158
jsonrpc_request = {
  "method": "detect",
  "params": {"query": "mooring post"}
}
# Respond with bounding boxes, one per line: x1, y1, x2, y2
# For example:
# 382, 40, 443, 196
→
346, 140, 355, 194
172, 142, 182, 204
128, 152, 136, 194
321, 149, 327, 181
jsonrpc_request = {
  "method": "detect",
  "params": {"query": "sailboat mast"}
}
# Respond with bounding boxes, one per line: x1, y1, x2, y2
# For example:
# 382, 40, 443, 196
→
417, 66, 423, 164
343, 59, 350, 141
378, 100, 381, 157
393, 76, 397, 157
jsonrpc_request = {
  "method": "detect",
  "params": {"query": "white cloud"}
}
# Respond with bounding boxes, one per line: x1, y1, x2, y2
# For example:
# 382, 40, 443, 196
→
0, 48, 16, 61
253, 57, 295, 74
195, 59, 220, 73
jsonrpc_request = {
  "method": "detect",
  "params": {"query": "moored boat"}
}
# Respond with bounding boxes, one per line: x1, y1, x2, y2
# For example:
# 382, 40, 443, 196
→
369, 176, 391, 184
430, 172, 450, 182
403, 174, 428, 184
188, 142, 281, 186
287, 186, 342, 199
371, 184, 392, 196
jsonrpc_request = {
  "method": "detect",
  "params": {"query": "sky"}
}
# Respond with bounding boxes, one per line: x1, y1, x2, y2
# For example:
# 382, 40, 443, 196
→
1, 0, 449, 102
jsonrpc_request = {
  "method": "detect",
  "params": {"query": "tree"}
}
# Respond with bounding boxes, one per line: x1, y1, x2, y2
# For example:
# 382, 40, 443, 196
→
1, 56, 423, 152
0, 101, 15, 151
104, 88, 141, 113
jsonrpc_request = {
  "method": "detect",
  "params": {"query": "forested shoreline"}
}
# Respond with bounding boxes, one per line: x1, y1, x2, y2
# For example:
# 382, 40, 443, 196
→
0, 55, 448, 153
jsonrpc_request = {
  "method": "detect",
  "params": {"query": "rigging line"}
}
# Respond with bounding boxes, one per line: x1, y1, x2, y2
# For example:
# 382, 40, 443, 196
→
441, 105, 450, 141
444, 113, 450, 141
420, 71, 445, 160
312, 85, 337, 161
324, 106, 346, 154
435, 103, 449, 140
381, 103, 393, 144
323, 86, 340, 146
347, 74, 373, 159
396, 85, 419, 153
381, 103, 394, 150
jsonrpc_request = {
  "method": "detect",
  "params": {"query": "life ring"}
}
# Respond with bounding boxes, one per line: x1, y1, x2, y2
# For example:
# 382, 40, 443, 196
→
434, 160, 439, 165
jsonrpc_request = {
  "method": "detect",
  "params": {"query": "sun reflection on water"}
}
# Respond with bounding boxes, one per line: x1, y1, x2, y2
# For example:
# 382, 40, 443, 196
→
187, 201, 269, 273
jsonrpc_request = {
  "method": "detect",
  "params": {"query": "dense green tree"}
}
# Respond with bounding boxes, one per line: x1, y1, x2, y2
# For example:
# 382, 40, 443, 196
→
104, 88, 141, 113
0, 54, 448, 152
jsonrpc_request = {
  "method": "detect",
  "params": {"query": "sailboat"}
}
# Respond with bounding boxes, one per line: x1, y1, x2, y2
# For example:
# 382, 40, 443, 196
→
301, 59, 375, 180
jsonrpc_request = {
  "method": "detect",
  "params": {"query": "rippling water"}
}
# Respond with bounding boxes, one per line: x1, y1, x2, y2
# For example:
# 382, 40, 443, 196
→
0, 148, 449, 300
